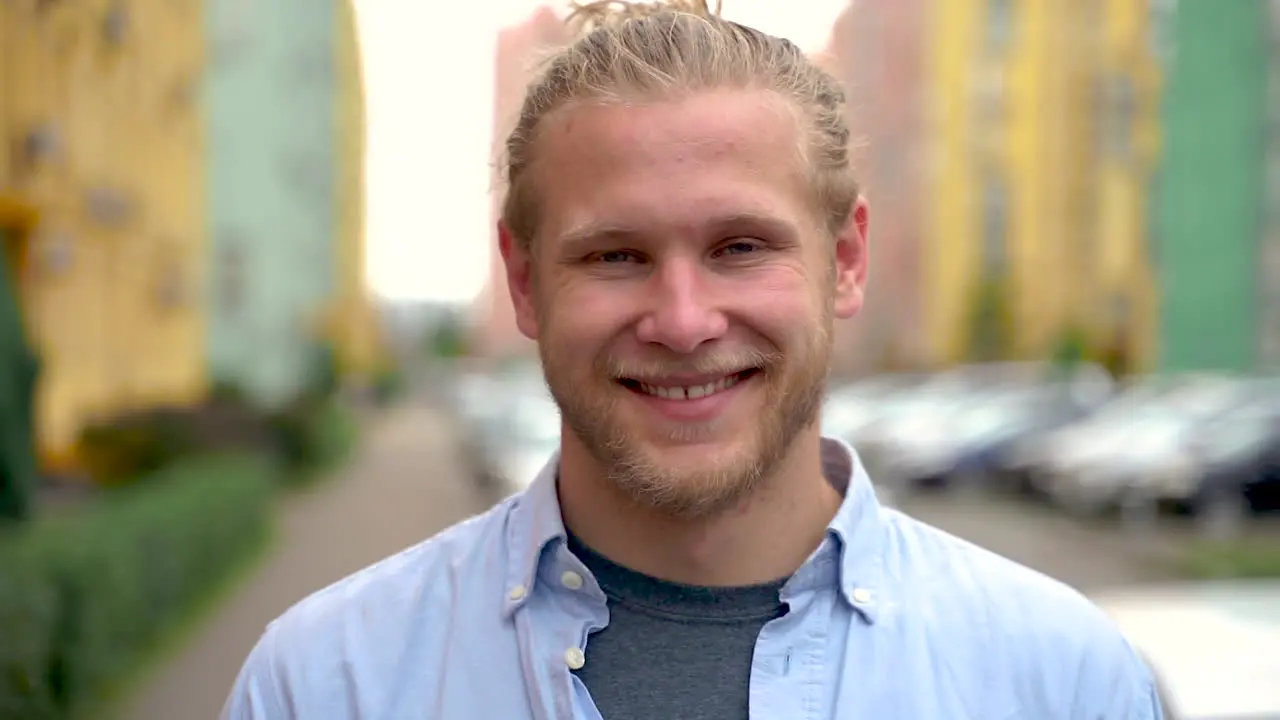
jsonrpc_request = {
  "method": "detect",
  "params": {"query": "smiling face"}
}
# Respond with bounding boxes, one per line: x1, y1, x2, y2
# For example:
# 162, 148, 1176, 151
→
501, 89, 869, 518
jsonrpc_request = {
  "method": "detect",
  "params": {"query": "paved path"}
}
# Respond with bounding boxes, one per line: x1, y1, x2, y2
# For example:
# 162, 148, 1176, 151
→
898, 491, 1180, 593
121, 399, 494, 720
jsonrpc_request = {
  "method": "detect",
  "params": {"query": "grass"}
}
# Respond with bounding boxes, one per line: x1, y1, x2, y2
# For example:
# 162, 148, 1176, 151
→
1176, 537, 1280, 580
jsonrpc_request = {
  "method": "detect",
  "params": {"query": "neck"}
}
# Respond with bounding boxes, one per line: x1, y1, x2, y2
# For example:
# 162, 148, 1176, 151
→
556, 428, 842, 587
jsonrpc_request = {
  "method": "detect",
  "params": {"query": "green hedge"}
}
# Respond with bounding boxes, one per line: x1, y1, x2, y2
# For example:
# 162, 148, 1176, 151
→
0, 453, 275, 720
1178, 539, 1280, 579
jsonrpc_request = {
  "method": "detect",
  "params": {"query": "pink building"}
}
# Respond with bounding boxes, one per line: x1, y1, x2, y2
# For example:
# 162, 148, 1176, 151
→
823, 0, 928, 374
472, 6, 569, 359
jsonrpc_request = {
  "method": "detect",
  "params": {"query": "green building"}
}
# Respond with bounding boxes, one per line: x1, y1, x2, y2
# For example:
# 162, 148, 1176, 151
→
1153, 0, 1273, 372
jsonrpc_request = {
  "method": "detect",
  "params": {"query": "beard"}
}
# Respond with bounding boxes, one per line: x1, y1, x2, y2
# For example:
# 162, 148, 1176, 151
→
539, 315, 832, 521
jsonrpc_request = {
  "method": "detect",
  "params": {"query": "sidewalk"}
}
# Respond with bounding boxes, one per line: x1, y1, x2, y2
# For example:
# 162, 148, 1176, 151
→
119, 399, 494, 720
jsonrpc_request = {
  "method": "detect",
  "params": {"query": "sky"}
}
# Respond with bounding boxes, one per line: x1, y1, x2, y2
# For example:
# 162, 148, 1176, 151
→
354, 0, 851, 304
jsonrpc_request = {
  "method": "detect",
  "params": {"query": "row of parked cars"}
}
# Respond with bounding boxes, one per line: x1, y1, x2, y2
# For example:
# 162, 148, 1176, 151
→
447, 360, 1280, 536
825, 363, 1280, 538
442, 361, 1280, 719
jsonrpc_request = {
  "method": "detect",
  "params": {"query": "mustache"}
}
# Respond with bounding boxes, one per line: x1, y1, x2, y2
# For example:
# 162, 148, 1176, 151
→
601, 347, 783, 380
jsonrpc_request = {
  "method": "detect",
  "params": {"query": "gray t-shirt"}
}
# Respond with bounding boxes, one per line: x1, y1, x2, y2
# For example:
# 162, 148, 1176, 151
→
567, 531, 788, 720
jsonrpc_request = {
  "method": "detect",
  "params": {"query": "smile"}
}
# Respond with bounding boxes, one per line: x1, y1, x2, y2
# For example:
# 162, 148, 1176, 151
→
618, 369, 760, 401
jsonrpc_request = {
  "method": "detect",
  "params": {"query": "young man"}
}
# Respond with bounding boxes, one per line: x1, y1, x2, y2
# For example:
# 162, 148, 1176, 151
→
223, 4, 1165, 718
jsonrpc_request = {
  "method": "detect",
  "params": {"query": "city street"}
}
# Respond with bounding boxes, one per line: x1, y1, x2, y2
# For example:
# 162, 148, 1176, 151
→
123, 396, 1181, 719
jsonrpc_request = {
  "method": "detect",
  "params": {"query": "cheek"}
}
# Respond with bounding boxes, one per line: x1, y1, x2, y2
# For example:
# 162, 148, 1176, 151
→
730, 268, 822, 335
541, 283, 631, 353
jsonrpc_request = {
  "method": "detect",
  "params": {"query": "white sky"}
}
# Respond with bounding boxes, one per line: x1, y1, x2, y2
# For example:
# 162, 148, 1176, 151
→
355, 0, 850, 303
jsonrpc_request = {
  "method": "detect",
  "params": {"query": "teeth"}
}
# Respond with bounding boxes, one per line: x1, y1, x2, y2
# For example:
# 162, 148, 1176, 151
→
637, 373, 742, 400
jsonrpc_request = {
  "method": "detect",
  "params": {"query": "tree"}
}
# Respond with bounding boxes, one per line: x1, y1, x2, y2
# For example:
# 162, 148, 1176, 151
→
966, 274, 1017, 363
422, 314, 468, 360
0, 243, 38, 522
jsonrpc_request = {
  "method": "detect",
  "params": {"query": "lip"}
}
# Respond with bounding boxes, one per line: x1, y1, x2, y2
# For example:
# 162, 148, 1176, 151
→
620, 371, 758, 423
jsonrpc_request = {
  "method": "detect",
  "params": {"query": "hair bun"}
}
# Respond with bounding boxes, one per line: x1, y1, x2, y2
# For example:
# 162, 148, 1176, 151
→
566, 0, 724, 33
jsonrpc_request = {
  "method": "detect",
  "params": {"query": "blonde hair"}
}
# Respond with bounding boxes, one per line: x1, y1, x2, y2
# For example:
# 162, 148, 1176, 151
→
501, 0, 860, 249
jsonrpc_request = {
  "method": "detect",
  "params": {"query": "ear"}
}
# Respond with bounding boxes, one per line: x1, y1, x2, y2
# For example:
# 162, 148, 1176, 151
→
832, 196, 870, 320
498, 222, 541, 341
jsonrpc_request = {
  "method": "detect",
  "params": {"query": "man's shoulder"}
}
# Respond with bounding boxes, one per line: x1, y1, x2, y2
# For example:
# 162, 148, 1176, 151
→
877, 506, 1142, 659
223, 495, 526, 717
879, 507, 1160, 715
295, 494, 513, 614
260, 494, 518, 659
881, 505, 1109, 622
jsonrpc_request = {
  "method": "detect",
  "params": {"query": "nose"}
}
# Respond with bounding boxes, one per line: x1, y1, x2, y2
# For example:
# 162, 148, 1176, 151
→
634, 257, 728, 354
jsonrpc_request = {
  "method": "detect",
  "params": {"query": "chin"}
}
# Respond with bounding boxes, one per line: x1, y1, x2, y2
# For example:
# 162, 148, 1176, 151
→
629, 428, 762, 478
613, 452, 763, 519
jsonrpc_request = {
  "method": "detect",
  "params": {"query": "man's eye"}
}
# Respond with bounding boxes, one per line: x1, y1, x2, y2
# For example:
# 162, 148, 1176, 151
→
715, 240, 761, 257
596, 250, 640, 263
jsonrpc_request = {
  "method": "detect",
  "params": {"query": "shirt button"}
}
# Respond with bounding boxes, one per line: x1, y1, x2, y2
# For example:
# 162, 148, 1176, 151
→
852, 587, 873, 604
564, 647, 586, 670
508, 585, 528, 601
560, 570, 584, 590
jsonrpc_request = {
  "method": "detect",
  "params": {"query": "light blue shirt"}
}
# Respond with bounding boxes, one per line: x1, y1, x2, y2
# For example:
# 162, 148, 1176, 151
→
222, 438, 1165, 719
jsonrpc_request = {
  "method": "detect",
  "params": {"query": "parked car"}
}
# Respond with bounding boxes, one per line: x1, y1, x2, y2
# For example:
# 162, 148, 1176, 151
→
858, 363, 1112, 491
1091, 580, 1280, 720
1125, 381, 1280, 536
822, 373, 927, 448
1032, 374, 1251, 517
451, 371, 507, 471
476, 393, 559, 492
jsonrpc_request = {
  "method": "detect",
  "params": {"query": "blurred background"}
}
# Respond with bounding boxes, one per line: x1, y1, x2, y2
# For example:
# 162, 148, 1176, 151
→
1, 0, 1278, 718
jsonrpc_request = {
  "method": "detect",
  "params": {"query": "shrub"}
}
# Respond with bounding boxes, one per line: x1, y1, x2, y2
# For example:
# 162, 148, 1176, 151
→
370, 363, 407, 406
301, 342, 341, 403
966, 274, 1017, 363
0, 268, 40, 523
269, 399, 358, 488
0, 537, 59, 720
77, 400, 284, 487
0, 453, 275, 719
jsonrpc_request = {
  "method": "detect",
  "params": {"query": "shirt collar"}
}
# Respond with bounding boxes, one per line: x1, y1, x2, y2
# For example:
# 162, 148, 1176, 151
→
503, 437, 889, 623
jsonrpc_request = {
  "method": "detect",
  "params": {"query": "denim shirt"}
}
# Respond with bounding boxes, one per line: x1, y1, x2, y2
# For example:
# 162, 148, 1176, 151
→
222, 438, 1164, 720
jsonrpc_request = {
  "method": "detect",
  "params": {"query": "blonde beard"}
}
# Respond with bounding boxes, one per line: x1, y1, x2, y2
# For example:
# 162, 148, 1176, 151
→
539, 313, 832, 520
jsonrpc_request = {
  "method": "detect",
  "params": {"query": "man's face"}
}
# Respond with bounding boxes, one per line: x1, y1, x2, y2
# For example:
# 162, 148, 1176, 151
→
501, 89, 869, 518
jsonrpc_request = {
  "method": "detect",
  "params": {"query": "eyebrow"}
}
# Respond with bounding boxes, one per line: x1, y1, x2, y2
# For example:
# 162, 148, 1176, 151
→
556, 212, 797, 257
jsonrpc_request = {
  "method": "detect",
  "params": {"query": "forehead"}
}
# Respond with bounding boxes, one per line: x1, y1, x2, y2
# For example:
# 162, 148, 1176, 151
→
530, 90, 815, 243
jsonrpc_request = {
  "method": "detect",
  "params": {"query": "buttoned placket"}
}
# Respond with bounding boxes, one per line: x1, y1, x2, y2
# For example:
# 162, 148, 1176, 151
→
749, 553, 839, 720
512, 543, 609, 720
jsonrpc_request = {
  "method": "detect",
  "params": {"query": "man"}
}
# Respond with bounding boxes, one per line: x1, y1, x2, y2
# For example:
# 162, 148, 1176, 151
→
223, 3, 1165, 718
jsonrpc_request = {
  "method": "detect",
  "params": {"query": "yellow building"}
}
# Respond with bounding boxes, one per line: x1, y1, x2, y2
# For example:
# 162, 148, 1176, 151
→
1087, 0, 1162, 371
0, 0, 206, 472
325, 0, 382, 381
922, 0, 984, 365
923, 0, 1161, 368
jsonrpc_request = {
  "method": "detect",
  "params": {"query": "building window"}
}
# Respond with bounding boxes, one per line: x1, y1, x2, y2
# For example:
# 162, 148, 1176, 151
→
216, 233, 247, 318
1148, 0, 1179, 67
982, 176, 1008, 273
212, 0, 255, 63
288, 49, 334, 86
986, 0, 1016, 54
1097, 75, 1135, 160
